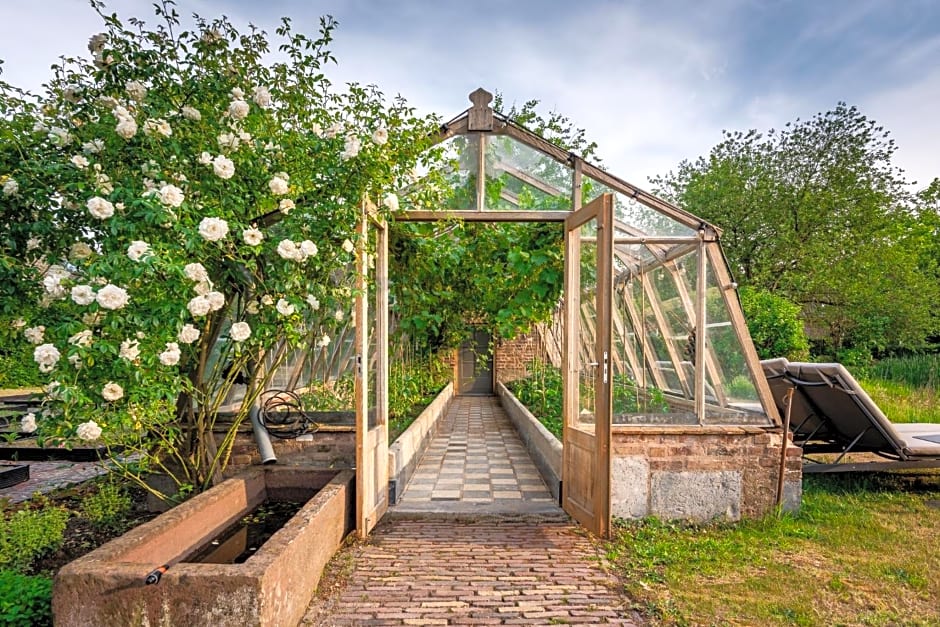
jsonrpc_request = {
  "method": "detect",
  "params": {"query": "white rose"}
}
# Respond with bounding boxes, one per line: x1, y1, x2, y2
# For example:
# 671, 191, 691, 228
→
49, 127, 73, 146
87, 196, 115, 219
184, 262, 209, 282
71, 155, 90, 169
252, 86, 272, 108
159, 342, 181, 366
76, 420, 103, 441
276, 239, 299, 260
3, 179, 19, 196
334, 309, 344, 322
193, 280, 212, 296
127, 240, 151, 262
242, 227, 263, 246
383, 193, 400, 212
325, 123, 341, 138
20, 413, 38, 434
198, 151, 213, 165
218, 132, 239, 149
261, 294, 274, 306
212, 155, 235, 179
82, 139, 105, 155
24, 326, 45, 344
230, 321, 251, 342
119, 338, 140, 361
310, 122, 322, 136
68, 329, 93, 347
68, 354, 83, 369
342, 238, 355, 254
102, 382, 123, 402
276, 298, 295, 316
158, 184, 185, 207
96, 172, 113, 194
205, 291, 225, 311
178, 324, 200, 344
317, 334, 331, 348
278, 199, 295, 214
228, 99, 249, 120
198, 217, 229, 242
231, 87, 245, 99
69, 242, 94, 260
306, 294, 320, 310
34, 343, 61, 371
372, 127, 388, 145
71, 285, 96, 306
268, 176, 289, 195
187, 295, 212, 317
42, 274, 66, 299
115, 117, 138, 139
96, 284, 130, 310
125, 80, 147, 101
88, 33, 107, 53
246, 300, 260, 314
299, 240, 318, 259
238, 131, 252, 144
144, 118, 172, 137
341, 135, 361, 160
182, 106, 202, 121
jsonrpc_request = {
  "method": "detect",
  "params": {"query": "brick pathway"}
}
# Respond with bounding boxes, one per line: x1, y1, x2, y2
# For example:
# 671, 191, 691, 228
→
305, 518, 641, 626
0, 460, 109, 503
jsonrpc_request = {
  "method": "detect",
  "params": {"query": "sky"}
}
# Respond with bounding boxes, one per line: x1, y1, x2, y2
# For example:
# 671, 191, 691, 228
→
1, 0, 938, 191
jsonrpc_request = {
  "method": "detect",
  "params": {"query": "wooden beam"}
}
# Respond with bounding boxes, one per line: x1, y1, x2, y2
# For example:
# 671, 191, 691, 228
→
640, 275, 693, 398
493, 160, 567, 197
476, 133, 486, 212
395, 210, 570, 222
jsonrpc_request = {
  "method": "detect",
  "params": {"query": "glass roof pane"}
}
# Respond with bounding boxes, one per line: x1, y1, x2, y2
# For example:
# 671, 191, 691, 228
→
485, 135, 573, 211
401, 134, 479, 211
584, 176, 696, 237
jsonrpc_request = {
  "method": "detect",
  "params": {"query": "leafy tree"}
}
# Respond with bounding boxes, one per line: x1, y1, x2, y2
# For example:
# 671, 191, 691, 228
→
652, 103, 939, 354
738, 287, 809, 360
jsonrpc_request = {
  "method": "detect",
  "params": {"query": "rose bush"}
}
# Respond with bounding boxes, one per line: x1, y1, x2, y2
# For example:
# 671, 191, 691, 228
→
0, 0, 436, 498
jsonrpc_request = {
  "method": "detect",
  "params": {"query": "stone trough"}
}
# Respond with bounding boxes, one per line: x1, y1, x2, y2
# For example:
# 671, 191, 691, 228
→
54, 466, 354, 627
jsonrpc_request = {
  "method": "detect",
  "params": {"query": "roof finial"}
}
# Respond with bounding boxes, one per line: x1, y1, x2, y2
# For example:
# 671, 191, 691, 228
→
468, 87, 494, 131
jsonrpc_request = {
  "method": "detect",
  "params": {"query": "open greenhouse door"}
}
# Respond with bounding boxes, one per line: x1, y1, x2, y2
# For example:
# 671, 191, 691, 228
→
355, 208, 389, 537
562, 193, 613, 538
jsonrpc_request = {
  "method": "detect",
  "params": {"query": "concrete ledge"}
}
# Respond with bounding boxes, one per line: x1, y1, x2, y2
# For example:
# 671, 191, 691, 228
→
54, 467, 354, 627
387, 382, 454, 504
496, 382, 562, 502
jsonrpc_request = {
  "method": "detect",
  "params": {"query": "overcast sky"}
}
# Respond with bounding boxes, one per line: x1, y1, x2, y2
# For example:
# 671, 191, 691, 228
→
1, 0, 938, 191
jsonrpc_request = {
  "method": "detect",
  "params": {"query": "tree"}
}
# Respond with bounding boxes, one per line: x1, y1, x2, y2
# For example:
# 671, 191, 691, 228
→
652, 104, 939, 354
0, 1, 436, 497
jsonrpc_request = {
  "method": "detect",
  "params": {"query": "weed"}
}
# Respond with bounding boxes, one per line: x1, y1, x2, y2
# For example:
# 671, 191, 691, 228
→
0, 570, 52, 627
81, 482, 132, 532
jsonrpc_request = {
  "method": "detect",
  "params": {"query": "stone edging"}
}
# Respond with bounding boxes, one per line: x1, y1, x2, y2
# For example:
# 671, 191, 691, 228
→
496, 382, 562, 503
387, 382, 454, 504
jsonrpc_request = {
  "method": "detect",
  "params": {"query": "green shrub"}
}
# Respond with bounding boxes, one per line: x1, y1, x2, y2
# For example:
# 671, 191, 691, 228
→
81, 482, 133, 532
0, 505, 69, 573
739, 287, 810, 360
505, 362, 563, 439
388, 355, 450, 441
0, 570, 52, 627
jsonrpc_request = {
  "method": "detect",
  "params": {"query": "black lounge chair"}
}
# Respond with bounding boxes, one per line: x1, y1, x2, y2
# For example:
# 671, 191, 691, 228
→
761, 358, 940, 472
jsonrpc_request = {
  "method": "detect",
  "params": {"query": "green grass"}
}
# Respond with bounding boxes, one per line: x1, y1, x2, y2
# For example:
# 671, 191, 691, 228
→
859, 353, 940, 424
607, 473, 940, 626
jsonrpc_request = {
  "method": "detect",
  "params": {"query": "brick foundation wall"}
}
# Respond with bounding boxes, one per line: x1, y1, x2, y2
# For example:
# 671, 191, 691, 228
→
610, 426, 802, 520
222, 428, 355, 475
494, 331, 546, 384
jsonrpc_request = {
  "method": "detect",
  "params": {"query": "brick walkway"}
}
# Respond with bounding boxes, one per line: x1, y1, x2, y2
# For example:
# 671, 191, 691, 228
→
0, 460, 109, 503
304, 518, 641, 625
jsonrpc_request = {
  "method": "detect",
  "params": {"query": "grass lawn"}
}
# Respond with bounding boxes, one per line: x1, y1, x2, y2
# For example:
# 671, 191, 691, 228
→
607, 472, 940, 626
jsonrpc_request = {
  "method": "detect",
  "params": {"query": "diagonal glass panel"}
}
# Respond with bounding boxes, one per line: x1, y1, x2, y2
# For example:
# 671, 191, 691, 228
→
485, 135, 573, 210
585, 176, 696, 237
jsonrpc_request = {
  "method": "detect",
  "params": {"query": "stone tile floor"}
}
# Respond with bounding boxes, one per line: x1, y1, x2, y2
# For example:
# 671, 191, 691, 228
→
391, 395, 561, 517
0, 459, 109, 503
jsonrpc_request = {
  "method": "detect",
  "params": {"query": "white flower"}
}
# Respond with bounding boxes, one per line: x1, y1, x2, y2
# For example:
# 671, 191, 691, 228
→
96, 284, 129, 310
218, 132, 239, 149
143, 118, 172, 137
68, 354, 83, 369
87, 196, 115, 219
69, 242, 94, 260
20, 413, 37, 434
310, 122, 323, 136
212, 155, 235, 179
383, 193, 400, 212
82, 312, 102, 327
299, 240, 318, 259
3, 179, 18, 196
278, 199, 295, 214
372, 127, 388, 145
193, 280, 212, 296
317, 335, 331, 348
71, 154, 90, 169
231, 87, 245, 100
334, 309, 344, 322
261, 294, 274, 306
119, 338, 140, 361
228, 99, 250, 120
42, 274, 66, 299
182, 106, 202, 121
276, 298, 295, 316
198, 217, 229, 242
115, 117, 138, 139
95, 171, 113, 194
325, 123, 341, 138
34, 343, 61, 372
187, 296, 211, 317
68, 329, 93, 348
158, 184, 185, 207
341, 135, 361, 160
342, 238, 355, 254
88, 33, 107, 53
125, 80, 147, 101
49, 127, 73, 146
12, 319, 25, 329
70, 285, 95, 306
252, 86, 272, 108
62, 85, 81, 104
306, 294, 320, 310
44, 381, 61, 399
184, 262, 209, 282
82, 139, 105, 154
242, 227, 263, 246
24, 326, 45, 344
178, 324, 200, 344
127, 240, 151, 262
230, 321, 251, 342
97, 95, 119, 110
159, 342, 181, 366
246, 300, 260, 314
205, 291, 225, 312
198, 151, 213, 165
76, 420, 103, 441
238, 130, 252, 144
26, 237, 41, 252
268, 175, 289, 195
276, 239, 299, 260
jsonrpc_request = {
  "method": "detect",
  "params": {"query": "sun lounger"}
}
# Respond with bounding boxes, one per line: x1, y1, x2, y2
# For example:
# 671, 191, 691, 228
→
760, 358, 940, 471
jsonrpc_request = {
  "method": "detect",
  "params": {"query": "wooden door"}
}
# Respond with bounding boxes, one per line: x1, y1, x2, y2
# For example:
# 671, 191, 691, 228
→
355, 210, 389, 537
457, 329, 493, 395
562, 193, 613, 538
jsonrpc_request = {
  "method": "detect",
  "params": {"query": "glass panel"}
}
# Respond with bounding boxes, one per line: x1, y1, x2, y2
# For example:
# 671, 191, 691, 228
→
402, 134, 479, 211
575, 219, 598, 430
702, 262, 768, 425
485, 135, 573, 210
585, 176, 696, 237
